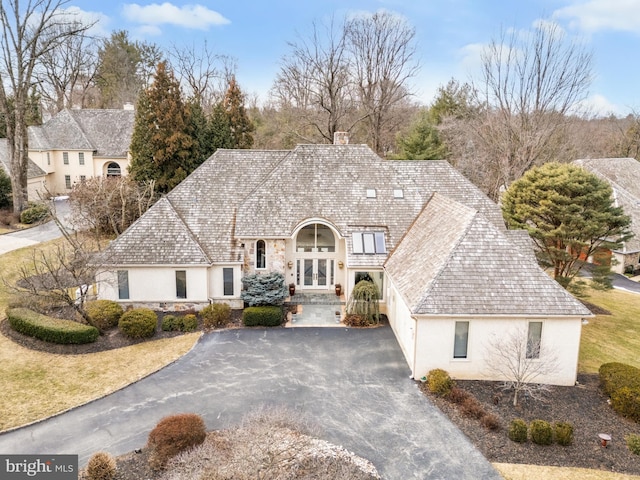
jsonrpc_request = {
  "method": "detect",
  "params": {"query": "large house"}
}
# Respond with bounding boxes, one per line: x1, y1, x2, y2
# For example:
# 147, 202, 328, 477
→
25, 107, 134, 197
574, 158, 640, 274
96, 142, 591, 385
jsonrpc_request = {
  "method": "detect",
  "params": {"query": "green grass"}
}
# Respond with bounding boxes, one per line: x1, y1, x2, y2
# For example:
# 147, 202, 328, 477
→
579, 287, 640, 374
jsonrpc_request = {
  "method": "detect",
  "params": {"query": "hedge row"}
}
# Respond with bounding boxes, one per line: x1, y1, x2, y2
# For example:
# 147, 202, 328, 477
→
508, 419, 573, 446
242, 306, 283, 327
599, 362, 640, 422
7, 307, 98, 344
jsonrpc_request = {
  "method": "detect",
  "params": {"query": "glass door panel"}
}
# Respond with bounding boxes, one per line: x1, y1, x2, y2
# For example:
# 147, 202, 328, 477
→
317, 259, 327, 286
304, 259, 314, 286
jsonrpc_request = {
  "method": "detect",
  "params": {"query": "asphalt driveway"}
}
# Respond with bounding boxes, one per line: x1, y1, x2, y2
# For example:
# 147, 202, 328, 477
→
0, 327, 501, 479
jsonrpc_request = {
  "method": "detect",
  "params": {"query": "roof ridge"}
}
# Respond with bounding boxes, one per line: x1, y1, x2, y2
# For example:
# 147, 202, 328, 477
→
67, 109, 96, 150
238, 149, 295, 203
164, 195, 212, 264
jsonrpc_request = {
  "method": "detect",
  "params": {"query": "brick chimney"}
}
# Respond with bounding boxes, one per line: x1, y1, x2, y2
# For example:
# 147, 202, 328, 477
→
333, 131, 349, 145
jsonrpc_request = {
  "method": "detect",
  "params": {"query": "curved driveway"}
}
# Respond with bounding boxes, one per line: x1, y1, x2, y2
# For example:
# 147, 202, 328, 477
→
0, 327, 501, 479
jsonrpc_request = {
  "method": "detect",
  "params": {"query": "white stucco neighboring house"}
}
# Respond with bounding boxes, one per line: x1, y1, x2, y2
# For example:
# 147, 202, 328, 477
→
26, 107, 135, 197
0, 138, 47, 200
95, 142, 592, 385
574, 158, 640, 274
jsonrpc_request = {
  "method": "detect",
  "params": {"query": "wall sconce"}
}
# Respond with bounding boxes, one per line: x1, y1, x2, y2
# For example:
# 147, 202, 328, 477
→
338, 261, 344, 269
287, 261, 293, 269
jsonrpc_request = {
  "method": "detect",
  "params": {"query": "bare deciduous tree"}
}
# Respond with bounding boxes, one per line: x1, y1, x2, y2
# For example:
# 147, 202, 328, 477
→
468, 20, 593, 199
485, 326, 560, 406
0, 0, 91, 214
346, 11, 419, 154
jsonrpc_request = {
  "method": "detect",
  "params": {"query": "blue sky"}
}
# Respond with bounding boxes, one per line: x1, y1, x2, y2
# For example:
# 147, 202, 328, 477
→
65, 0, 640, 116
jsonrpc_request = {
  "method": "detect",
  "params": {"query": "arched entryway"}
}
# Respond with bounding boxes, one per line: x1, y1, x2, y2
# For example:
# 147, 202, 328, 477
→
106, 162, 121, 177
293, 222, 339, 290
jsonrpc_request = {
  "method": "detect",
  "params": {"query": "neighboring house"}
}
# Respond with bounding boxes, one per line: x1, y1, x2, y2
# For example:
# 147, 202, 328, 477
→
574, 158, 640, 274
0, 139, 47, 200
96, 141, 591, 385
27, 107, 135, 197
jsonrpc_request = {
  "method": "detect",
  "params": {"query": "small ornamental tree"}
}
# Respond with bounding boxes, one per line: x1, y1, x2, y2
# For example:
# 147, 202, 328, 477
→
346, 280, 380, 325
241, 271, 287, 306
502, 162, 631, 288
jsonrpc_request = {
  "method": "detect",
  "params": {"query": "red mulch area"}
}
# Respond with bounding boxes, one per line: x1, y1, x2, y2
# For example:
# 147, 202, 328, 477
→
421, 374, 640, 476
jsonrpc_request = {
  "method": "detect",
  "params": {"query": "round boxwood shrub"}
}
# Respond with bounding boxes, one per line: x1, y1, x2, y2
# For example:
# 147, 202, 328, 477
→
626, 434, 640, 455
611, 386, 640, 422
554, 421, 574, 446
85, 451, 117, 480
161, 315, 177, 332
200, 303, 231, 329
508, 419, 528, 443
181, 314, 198, 332
20, 202, 49, 224
85, 300, 123, 331
426, 369, 454, 397
530, 420, 553, 445
147, 413, 207, 470
118, 308, 157, 338
242, 306, 283, 327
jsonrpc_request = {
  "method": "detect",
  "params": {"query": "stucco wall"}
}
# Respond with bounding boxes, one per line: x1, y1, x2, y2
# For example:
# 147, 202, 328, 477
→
411, 315, 582, 386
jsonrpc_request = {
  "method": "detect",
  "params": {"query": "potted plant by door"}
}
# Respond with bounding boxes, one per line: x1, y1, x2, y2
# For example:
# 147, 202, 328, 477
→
335, 284, 342, 296
289, 283, 296, 296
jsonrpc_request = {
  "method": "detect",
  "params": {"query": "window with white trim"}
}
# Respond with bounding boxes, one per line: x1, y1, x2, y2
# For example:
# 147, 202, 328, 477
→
63, 152, 69, 164
526, 321, 543, 359
453, 321, 469, 359
65, 175, 71, 189
175, 270, 187, 299
352, 232, 386, 254
223, 268, 234, 296
256, 240, 266, 269
78, 152, 85, 165
117, 270, 129, 299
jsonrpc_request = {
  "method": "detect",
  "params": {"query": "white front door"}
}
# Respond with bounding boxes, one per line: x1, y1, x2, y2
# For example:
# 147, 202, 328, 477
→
298, 258, 334, 289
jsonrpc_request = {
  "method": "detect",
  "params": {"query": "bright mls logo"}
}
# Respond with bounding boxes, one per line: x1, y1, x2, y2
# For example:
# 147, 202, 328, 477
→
0, 455, 77, 479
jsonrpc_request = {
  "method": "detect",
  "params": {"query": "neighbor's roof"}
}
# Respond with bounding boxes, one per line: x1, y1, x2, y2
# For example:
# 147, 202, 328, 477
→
574, 158, 640, 253
385, 193, 592, 316
0, 138, 46, 179
28, 109, 134, 158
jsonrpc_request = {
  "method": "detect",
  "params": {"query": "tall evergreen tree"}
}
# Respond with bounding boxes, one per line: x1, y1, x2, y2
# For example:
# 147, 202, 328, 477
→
129, 62, 193, 192
96, 31, 144, 108
393, 109, 448, 160
222, 76, 254, 149
502, 162, 631, 288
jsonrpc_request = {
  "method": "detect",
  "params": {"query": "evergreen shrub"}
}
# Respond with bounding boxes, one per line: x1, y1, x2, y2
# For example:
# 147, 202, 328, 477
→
181, 314, 198, 332
85, 452, 117, 480
241, 271, 287, 306
85, 300, 123, 330
554, 422, 574, 446
599, 362, 640, 396
200, 303, 231, 328
530, 420, 553, 445
147, 413, 207, 470
611, 387, 640, 422
508, 419, 528, 443
242, 306, 283, 326
161, 315, 177, 331
626, 434, 640, 455
426, 369, 454, 397
7, 307, 98, 344
118, 308, 157, 338
20, 203, 49, 224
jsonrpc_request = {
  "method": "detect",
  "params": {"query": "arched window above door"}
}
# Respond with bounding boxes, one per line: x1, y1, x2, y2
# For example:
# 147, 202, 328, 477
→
106, 162, 121, 176
296, 224, 335, 252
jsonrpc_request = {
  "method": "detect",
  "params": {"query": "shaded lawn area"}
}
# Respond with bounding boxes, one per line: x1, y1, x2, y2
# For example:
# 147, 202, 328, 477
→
579, 287, 640, 374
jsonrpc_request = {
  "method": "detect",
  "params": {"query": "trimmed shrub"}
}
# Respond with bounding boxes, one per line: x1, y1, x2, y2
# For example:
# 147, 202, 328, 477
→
481, 413, 501, 431
426, 369, 454, 397
118, 308, 157, 338
447, 386, 471, 404
599, 362, 640, 397
20, 202, 49, 224
242, 306, 283, 327
508, 419, 528, 443
85, 451, 117, 480
181, 314, 198, 332
161, 315, 177, 331
626, 434, 640, 455
611, 386, 640, 422
554, 421, 574, 446
530, 420, 553, 445
343, 313, 369, 327
85, 300, 123, 331
200, 303, 231, 329
7, 307, 98, 344
147, 413, 207, 470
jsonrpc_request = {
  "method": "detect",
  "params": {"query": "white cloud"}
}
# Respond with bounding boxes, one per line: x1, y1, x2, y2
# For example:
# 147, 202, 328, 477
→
457, 42, 485, 75
122, 2, 230, 30
577, 94, 625, 116
554, 0, 640, 33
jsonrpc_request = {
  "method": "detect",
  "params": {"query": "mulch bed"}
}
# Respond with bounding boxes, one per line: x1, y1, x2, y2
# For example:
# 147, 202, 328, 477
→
421, 374, 640, 476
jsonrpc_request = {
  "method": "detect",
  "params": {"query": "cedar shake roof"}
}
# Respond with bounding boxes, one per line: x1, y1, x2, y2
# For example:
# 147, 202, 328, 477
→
385, 193, 592, 316
0, 138, 46, 179
574, 158, 640, 253
28, 109, 134, 157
